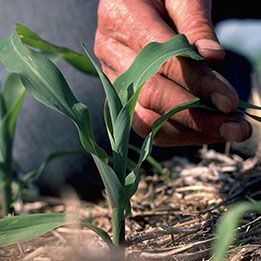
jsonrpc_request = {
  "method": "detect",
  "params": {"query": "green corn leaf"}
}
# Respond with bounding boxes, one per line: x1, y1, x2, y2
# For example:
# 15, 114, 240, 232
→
0, 213, 67, 247
128, 144, 163, 175
213, 201, 261, 261
0, 213, 112, 247
113, 86, 138, 182
112, 35, 202, 184
20, 150, 86, 184
82, 44, 122, 128
0, 29, 107, 163
238, 100, 261, 122
138, 99, 205, 165
124, 99, 209, 202
82, 220, 113, 246
0, 92, 8, 170
2, 74, 26, 136
0, 74, 26, 180
40, 51, 63, 64
82, 45, 125, 183
239, 99, 261, 110
103, 101, 115, 147
16, 24, 97, 76
0, 28, 124, 210
124, 96, 261, 205
113, 35, 206, 203
114, 34, 203, 105
124, 169, 139, 200
92, 155, 124, 209
13, 150, 87, 202
244, 111, 261, 122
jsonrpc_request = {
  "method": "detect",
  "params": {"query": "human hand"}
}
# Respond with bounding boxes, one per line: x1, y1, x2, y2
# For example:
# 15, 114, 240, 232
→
94, 0, 252, 146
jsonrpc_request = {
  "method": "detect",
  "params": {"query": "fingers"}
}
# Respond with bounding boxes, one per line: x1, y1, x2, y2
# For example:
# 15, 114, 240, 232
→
98, 42, 252, 143
100, 61, 118, 82
133, 103, 223, 146
161, 57, 239, 113
96, 0, 239, 113
138, 75, 251, 142
165, 0, 225, 62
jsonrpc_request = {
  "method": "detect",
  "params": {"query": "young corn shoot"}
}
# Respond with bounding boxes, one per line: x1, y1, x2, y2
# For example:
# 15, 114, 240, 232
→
0, 25, 260, 256
0, 24, 97, 216
0, 74, 26, 215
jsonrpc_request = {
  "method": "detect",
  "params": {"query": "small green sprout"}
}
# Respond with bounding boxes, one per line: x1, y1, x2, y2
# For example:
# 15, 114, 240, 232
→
0, 24, 260, 259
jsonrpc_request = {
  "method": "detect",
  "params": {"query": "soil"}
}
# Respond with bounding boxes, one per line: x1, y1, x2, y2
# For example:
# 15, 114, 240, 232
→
0, 146, 261, 261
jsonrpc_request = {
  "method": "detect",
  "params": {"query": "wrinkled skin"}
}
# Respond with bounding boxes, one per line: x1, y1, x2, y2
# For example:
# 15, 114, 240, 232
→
94, 0, 252, 146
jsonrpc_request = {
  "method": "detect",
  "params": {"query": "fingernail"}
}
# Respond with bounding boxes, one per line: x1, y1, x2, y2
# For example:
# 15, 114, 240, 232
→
195, 39, 224, 51
211, 92, 232, 113
220, 122, 250, 142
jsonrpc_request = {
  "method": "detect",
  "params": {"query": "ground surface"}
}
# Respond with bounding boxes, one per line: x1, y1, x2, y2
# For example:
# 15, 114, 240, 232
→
1, 146, 261, 261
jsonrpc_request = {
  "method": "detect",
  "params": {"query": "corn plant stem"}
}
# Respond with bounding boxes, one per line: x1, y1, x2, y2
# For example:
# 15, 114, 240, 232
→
1, 146, 13, 216
112, 207, 125, 246
1, 134, 13, 216
1, 179, 12, 216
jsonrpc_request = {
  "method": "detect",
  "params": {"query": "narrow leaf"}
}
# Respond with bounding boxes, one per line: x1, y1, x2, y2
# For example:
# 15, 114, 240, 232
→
20, 150, 86, 184
213, 201, 261, 261
0, 213, 113, 247
103, 101, 115, 148
110, 83, 139, 183
0, 29, 107, 162
128, 144, 163, 175
0, 74, 26, 180
124, 168, 140, 207
124, 99, 211, 202
0, 93, 8, 169
138, 99, 205, 164
82, 220, 113, 246
2, 73, 26, 135
0, 213, 67, 246
92, 155, 124, 209
239, 99, 261, 110
16, 24, 97, 75
112, 36, 203, 184
114, 34, 203, 105
244, 111, 261, 122
82, 44, 122, 127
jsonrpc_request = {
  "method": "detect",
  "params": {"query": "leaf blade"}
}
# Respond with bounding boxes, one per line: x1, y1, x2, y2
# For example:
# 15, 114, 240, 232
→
114, 34, 203, 104
213, 201, 261, 261
0, 213, 66, 247
0, 29, 108, 162
16, 24, 97, 75
92, 155, 124, 209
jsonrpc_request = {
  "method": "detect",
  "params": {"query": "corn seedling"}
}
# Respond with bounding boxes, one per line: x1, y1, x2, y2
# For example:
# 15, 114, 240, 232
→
213, 200, 261, 261
0, 74, 25, 215
0, 24, 260, 259
0, 25, 160, 218
0, 24, 98, 216
0, 73, 86, 217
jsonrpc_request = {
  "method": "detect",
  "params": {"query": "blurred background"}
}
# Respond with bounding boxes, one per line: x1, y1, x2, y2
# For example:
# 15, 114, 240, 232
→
216, 20, 261, 155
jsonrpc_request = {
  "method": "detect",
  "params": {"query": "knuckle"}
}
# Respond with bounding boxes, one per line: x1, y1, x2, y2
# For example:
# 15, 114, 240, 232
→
132, 113, 150, 138
139, 76, 162, 111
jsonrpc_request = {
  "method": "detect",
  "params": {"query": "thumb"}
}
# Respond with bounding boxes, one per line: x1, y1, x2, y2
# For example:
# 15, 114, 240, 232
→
165, 0, 225, 62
